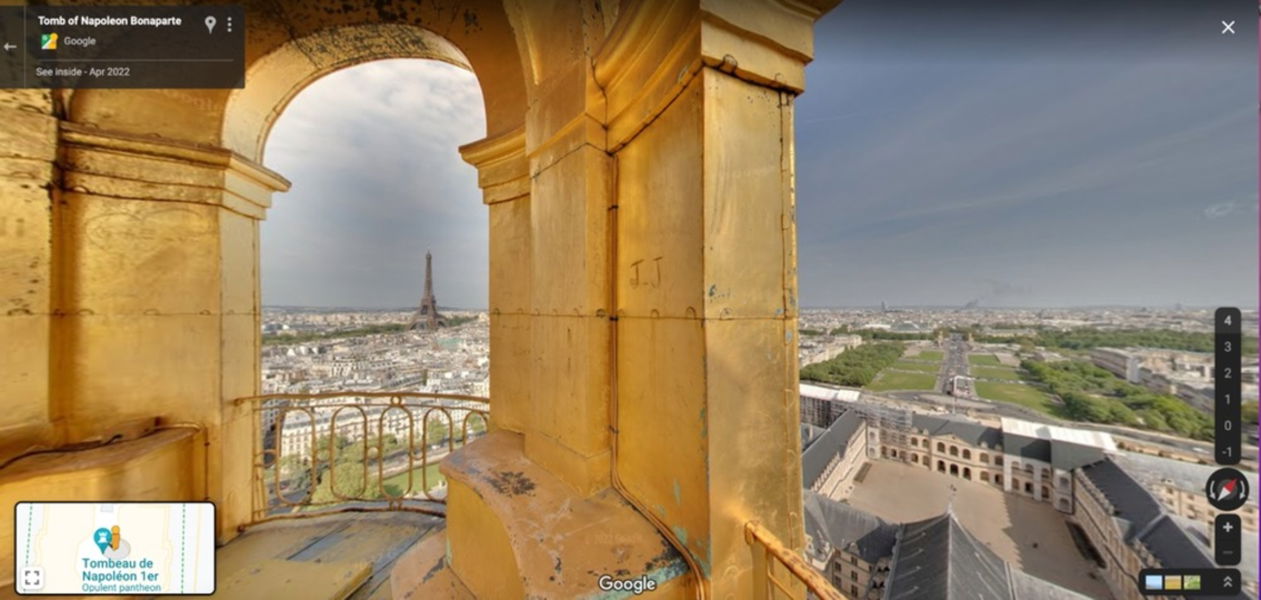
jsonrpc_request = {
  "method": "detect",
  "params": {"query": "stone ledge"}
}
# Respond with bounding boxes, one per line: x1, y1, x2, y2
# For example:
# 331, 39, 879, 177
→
388, 531, 475, 600
0, 426, 199, 486
437, 430, 692, 598
0, 428, 203, 588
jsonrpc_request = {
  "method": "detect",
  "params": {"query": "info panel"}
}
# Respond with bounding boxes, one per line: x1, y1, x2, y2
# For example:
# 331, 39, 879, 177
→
13, 502, 216, 595
0, 5, 244, 88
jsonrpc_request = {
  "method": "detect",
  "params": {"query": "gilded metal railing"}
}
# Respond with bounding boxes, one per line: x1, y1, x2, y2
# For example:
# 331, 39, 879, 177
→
235, 391, 489, 524
744, 521, 847, 600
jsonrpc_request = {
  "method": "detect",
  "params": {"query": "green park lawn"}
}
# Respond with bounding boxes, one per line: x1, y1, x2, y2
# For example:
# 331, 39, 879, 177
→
912, 350, 943, 361
975, 381, 1057, 414
968, 353, 1002, 367
304, 460, 446, 505
891, 361, 941, 373
866, 371, 938, 392
381, 462, 445, 495
971, 366, 1023, 381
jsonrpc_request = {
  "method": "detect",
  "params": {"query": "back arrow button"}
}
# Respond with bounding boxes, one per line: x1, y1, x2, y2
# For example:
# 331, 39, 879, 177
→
3, 42, 15, 52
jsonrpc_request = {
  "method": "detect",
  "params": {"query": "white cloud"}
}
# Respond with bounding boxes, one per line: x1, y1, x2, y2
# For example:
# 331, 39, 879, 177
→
260, 59, 489, 309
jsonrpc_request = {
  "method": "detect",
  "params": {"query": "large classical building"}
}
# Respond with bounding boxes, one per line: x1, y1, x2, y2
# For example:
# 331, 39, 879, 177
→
860, 409, 1115, 514
803, 491, 896, 599
801, 400, 1260, 600
800, 382, 863, 428
1090, 347, 1144, 383
803, 489, 1092, 600
803, 410, 868, 499
1074, 459, 1216, 600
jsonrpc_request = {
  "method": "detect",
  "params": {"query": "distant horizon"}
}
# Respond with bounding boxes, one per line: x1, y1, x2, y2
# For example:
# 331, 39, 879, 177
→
262, 303, 1252, 312
264, 304, 486, 312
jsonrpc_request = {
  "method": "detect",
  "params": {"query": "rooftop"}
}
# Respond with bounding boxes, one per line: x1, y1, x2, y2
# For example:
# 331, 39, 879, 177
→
801, 423, 827, 450
1078, 458, 1164, 542
886, 511, 1010, 600
1000, 417, 1117, 452
1136, 515, 1216, 571
1112, 450, 1259, 494
800, 383, 863, 402
911, 413, 1003, 449
1077, 457, 1221, 576
802, 410, 865, 488
885, 511, 1091, 600
802, 491, 899, 564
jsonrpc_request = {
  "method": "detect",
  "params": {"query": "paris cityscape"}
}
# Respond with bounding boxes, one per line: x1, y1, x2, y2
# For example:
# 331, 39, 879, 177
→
261, 286, 1260, 599
263, 303, 1259, 419
261, 306, 487, 398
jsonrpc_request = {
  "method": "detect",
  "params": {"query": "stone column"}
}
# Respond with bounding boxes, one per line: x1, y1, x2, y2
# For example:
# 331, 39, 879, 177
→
54, 124, 288, 539
429, 3, 627, 592
468, 120, 616, 498
0, 91, 58, 462
1033, 465, 1044, 501
596, 1, 834, 596
460, 128, 530, 436
404, 2, 839, 596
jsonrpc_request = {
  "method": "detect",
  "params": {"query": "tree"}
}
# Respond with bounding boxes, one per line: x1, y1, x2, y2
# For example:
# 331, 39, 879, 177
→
1022, 358, 1212, 441
800, 342, 905, 387
311, 461, 356, 503
1105, 403, 1139, 426
1063, 392, 1108, 422
426, 417, 450, 446
1137, 409, 1170, 432
467, 415, 488, 436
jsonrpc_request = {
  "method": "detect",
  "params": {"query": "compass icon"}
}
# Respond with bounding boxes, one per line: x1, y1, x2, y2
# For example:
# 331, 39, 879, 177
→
1205, 467, 1250, 511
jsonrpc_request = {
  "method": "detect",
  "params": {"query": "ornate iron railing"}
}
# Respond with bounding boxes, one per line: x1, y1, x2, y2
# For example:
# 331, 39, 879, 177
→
744, 521, 847, 600
235, 391, 489, 524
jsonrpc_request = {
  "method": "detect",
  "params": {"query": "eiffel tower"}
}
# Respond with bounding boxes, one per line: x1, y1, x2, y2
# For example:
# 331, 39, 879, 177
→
407, 251, 446, 330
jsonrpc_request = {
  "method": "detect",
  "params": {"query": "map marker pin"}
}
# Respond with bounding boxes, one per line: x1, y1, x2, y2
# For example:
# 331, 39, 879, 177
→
93, 528, 111, 554
205, 16, 217, 34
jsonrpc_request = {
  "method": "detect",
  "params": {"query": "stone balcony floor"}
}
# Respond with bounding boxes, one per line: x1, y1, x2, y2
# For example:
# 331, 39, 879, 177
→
156, 511, 445, 600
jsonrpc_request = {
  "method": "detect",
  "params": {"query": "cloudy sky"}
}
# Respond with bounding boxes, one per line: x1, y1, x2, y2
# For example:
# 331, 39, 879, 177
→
261, 0, 1256, 309
261, 60, 487, 309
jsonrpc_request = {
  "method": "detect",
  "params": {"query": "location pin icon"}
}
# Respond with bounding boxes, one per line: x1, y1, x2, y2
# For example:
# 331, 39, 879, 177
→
93, 528, 111, 554
205, 16, 217, 34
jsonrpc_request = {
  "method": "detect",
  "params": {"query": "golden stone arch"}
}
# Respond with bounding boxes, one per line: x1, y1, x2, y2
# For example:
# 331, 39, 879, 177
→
223, 23, 481, 162
16, 0, 536, 573
66, 1, 529, 151
0, 1, 844, 597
